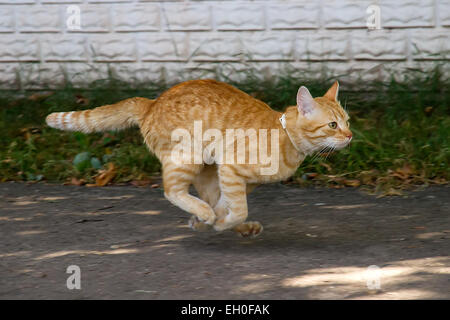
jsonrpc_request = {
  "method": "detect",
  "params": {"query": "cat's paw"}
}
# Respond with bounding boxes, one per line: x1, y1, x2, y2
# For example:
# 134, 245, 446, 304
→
233, 221, 263, 238
188, 215, 212, 232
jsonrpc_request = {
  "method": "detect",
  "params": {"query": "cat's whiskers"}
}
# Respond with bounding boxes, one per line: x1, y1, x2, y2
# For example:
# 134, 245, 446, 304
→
310, 142, 333, 163
325, 144, 337, 161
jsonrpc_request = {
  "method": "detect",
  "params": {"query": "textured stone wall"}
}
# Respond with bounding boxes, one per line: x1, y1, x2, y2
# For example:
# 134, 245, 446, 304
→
0, 0, 448, 88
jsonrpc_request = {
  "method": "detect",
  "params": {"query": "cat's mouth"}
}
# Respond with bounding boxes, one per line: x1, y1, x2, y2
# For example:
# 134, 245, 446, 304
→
323, 138, 352, 152
335, 139, 351, 149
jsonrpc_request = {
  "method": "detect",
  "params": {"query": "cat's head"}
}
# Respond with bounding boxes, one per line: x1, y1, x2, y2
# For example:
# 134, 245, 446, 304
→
287, 81, 352, 154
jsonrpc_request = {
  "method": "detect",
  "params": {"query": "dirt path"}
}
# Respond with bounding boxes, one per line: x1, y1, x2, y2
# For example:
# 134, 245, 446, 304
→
0, 182, 448, 299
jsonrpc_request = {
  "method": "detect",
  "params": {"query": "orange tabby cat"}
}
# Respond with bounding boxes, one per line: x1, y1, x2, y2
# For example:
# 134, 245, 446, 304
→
46, 80, 351, 237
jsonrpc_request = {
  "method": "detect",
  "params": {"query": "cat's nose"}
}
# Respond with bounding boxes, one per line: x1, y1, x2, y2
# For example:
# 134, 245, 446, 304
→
346, 133, 353, 139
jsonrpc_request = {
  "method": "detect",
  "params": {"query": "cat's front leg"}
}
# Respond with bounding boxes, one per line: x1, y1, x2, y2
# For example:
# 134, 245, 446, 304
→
188, 197, 228, 231
213, 166, 248, 231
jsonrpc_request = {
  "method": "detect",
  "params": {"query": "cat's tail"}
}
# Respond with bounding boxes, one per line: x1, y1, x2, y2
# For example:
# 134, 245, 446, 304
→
45, 97, 154, 133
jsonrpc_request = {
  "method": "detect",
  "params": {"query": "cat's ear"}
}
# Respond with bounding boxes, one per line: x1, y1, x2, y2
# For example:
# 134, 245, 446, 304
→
324, 81, 339, 101
297, 86, 315, 116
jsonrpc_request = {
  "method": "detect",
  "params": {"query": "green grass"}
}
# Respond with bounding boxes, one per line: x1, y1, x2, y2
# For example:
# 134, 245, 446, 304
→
0, 66, 449, 191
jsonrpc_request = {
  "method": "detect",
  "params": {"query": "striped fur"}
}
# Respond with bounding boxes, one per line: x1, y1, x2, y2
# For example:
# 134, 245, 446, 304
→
46, 97, 154, 133
45, 80, 351, 236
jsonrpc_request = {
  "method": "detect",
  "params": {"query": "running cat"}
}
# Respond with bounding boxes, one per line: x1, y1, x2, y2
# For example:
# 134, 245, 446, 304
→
46, 80, 351, 237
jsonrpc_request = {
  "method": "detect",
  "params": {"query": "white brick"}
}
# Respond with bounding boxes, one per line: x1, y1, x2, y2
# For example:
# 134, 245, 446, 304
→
0, 63, 20, 89
66, 5, 110, 32
41, 35, 87, 62
214, 4, 265, 31
64, 63, 109, 86
162, 62, 218, 83
439, 1, 450, 27
352, 30, 408, 60
140, 0, 181, 1
0, 7, 14, 33
20, 63, 66, 89
88, 0, 129, 2
0, 36, 40, 62
190, 35, 242, 62
109, 63, 164, 83
89, 35, 136, 62
42, 1, 82, 3
138, 34, 188, 61
163, 3, 211, 31
242, 34, 295, 61
113, 4, 160, 32
17, 5, 61, 32
323, 0, 370, 29
268, 2, 319, 30
412, 32, 450, 60
324, 61, 388, 83
297, 33, 349, 61
0, 0, 35, 3
381, 0, 434, 28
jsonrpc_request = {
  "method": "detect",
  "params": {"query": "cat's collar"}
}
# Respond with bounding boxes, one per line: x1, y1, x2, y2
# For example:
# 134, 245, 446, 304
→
279, 113, 301, 153
279, 113, 287, 129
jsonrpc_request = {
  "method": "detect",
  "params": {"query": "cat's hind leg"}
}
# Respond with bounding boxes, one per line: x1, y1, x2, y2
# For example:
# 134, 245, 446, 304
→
191, 165, 263, 237
190, 165, 221, 231
162, 161, 216, 226
213, 165, 249, 231
232, 183, 263, 237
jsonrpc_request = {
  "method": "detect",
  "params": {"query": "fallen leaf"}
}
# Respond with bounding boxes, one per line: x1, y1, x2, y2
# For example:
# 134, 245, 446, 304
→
131, 180, 152, 187
151, 184, 160, 188
343, 179, 361, 187
94, 162, 116, 187
68, 177, 86, 186
377, 188, 404, 198
303, 172, 318, 180
319, 162, 332, 171
431, 177, 447, 185
75, 94, 89, 106
28, 92, 53, 101
393, 164, 414, 179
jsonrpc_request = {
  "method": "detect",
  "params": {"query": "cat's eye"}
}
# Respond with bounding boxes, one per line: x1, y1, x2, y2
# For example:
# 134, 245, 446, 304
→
328, 122, 337, 129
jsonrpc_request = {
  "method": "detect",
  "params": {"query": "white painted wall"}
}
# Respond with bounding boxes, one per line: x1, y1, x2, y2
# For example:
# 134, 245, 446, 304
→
0, 0, 448, 89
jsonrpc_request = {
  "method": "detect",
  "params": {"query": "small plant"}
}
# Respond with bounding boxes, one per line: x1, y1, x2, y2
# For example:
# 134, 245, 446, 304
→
72, 151, 102, 172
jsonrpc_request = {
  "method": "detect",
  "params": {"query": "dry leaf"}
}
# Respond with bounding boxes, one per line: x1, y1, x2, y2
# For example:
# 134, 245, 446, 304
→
151, 184, 160, 188
304, 173, 318, 180
75, 94, 89, 106
28, 92, 53, 101
131, 180, 152, 187
320, 162, 332, 171
377, 188, 404, 198
94, 163, 116, 187
394, 164, 414, 178
69, 177, 86, 186
424, 106, 433, 116
431, 177, 447, 185
343, 179, 361, 187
